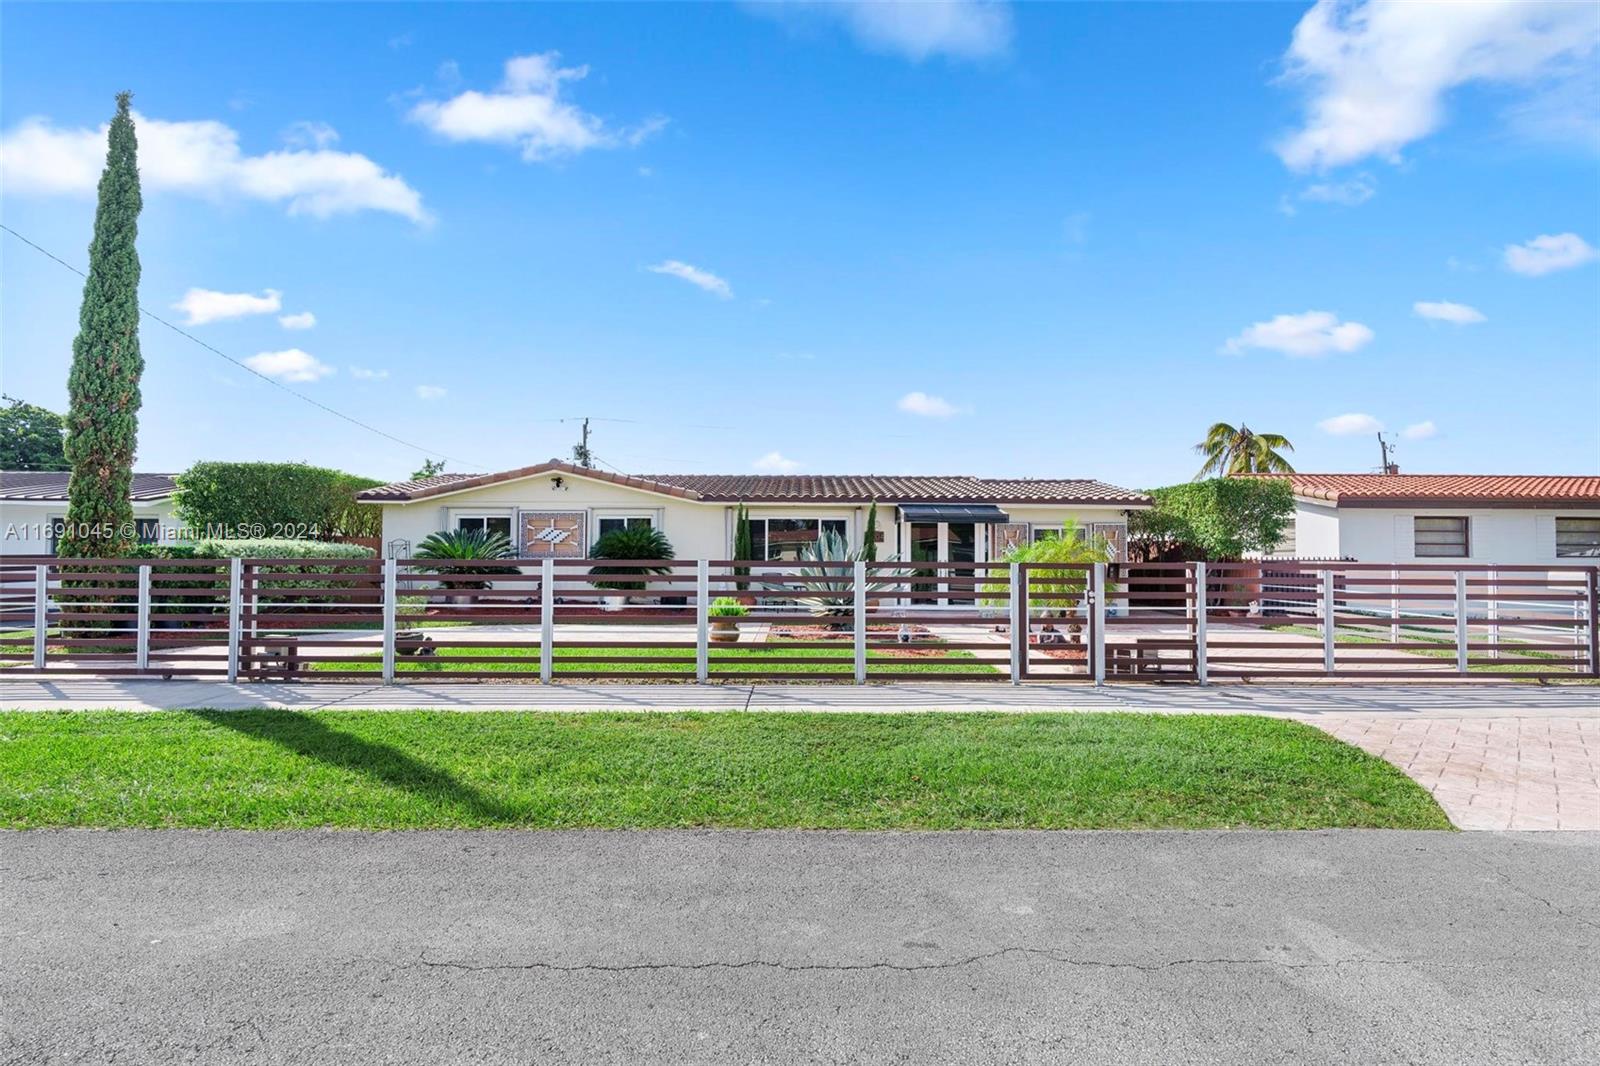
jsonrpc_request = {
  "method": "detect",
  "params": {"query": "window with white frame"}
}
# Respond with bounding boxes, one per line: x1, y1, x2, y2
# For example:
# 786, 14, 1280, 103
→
1556, 517, 1600, 558
750, 518, 848, 561
596, 514, 655, 539
1032, 525, 1088, 544
1414, 516, 1469, 558
455, 514, 513, 542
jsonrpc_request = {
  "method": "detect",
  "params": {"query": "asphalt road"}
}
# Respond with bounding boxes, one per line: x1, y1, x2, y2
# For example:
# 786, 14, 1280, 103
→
4, 830, 1597, 1065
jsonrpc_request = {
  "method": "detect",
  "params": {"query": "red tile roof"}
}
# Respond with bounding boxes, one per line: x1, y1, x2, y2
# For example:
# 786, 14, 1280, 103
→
0, 471, 178, 502
357, 459, 1149, 506
1241, 474, 1600, 507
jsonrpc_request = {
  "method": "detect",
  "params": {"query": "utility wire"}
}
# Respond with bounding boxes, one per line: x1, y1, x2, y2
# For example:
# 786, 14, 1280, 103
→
2, 223, 482, 468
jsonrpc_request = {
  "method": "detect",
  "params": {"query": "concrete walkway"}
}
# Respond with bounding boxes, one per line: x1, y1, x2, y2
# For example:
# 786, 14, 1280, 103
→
4, 679, 1596, 831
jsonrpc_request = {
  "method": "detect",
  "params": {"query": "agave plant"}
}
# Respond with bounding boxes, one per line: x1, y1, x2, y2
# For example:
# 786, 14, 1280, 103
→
588, 526, 675, 592
413, 527, 517, 595
760, 529, 905, 622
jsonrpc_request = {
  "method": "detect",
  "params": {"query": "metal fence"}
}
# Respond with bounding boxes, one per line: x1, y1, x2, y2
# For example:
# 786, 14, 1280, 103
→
1, 556, 1595, 684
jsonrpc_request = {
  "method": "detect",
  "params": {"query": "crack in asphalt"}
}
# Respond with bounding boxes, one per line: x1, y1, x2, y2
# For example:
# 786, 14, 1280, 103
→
409, 946, 1421, 976
1484, 861, 1600, 933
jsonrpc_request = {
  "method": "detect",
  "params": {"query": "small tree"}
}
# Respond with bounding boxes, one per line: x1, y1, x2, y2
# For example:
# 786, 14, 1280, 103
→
410, 458, 445, 480
60, 92, 143, 558
732, 502, 754, 590
174, 462, 383, 538
862, 500, 879, 563
0, 396, 69, 471
1128, 478, 1294, 562
981, 521, 1112, 620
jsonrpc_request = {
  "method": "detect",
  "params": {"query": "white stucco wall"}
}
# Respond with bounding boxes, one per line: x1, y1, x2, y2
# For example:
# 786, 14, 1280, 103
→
1280, 499, 1600, 566
365, 471, 1140, 562
0, 498, 178, 556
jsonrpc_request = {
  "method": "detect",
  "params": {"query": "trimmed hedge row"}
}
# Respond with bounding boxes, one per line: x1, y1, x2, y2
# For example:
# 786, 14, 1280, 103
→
128, 538, 375, 560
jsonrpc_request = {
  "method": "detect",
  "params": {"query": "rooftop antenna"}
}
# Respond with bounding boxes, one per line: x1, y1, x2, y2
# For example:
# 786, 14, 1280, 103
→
1377, 432, 1399, 475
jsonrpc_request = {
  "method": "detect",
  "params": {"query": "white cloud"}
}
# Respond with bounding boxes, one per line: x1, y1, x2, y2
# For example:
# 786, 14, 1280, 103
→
172, 287, 281, 326
243, 348, 334, 383
898, 391, 960, 417
647, 259, 732, 299
752, 451, 802, 473
1503, 232, 1598, 276
754, 1, 1013, 62
278, 311, 317, 330
1318, 412, 1384, 436
415, 384, 447, 400
1299, 173, 1376, 206
1274, 0, 1600, 171
1401, 420, 1438, 440
282, 121, 340, 149
1222, 311, 1375, 358
1413, 300, 1485, 324
0, 111, 429, 222
407, 51, 664, 162
349, 366, 389, 380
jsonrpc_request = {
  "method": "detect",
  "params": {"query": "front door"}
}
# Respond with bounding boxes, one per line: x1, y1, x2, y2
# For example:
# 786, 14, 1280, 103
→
907, 521, 980, 604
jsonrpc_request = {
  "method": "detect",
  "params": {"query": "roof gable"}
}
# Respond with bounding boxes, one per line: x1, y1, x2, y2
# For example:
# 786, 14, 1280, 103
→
358, 464, 1150, 506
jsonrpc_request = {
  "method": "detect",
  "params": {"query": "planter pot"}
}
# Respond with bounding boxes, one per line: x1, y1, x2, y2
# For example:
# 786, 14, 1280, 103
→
602, 595, 627, 612
710, 621, 740, 643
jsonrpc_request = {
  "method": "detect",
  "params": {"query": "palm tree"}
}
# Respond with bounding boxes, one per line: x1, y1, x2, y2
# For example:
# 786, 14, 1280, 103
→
1193, 422, 1295, 479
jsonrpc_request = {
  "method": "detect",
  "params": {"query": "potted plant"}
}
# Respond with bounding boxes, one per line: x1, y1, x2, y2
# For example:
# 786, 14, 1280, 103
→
709, 597, 746, 642
588, 526, 674, 610
413, 528, 516, 605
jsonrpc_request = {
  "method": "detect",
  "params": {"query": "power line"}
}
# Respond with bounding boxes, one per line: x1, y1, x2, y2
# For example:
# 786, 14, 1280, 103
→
2, 223, 482, 468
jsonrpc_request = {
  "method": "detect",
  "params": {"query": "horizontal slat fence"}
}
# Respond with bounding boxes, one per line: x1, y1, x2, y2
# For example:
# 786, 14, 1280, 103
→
1, 556, 1594, 684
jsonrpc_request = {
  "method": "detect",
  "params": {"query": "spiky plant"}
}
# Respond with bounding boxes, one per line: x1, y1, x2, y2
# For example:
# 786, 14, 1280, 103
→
414, 528, 516, 594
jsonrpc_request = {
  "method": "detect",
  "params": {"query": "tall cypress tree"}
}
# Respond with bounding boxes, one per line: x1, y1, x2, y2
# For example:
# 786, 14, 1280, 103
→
60, 92, 143, 558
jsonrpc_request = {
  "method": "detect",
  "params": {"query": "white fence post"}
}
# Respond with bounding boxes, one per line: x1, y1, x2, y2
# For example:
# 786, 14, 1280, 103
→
1193, 561, 1208, 685
1455, 569, 1469, 675
1092, 562, 1107, 686
853, 560, 867, 684
1321, 569, 1336, 675
1486, 570, 1499, 660
540, 557, 555, 684
1007, 564, 1022, 684
696, 559, 710, 683
1389, 567, 1400, 645
136, 564, 151, 672
381, 557, 397, 683
32, 563, 48, 671
226, 557, 243, 683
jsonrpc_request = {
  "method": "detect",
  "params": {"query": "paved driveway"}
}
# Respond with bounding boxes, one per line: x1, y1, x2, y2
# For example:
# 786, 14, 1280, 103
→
4, 830, 1597, 1065
1313, 715, 1600, 830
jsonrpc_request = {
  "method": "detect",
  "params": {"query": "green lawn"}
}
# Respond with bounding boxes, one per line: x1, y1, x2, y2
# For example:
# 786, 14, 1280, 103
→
0, 710, 1449, 830
309, 643, 996, 676
1265, 623, 1575, 675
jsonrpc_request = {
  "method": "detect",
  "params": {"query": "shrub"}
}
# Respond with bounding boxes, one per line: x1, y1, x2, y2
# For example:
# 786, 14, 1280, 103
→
981, 520, 1112, 618
589, 526, 674, 592
173, 462, 384, 539
414, 529, 517, 594
1129, 478, 1294, 562
190, 538, 375, 559
709, 597, 748, 618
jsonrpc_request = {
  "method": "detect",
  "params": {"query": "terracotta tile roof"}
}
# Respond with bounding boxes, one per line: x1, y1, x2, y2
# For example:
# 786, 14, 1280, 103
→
357, 459, 1149, 506
0, 471, 178, 502
1241, 473, 1600, 507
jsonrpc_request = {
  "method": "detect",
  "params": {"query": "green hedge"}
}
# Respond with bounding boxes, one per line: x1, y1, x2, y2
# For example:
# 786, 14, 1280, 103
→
172, 462, 383, 539
127, 538, 373, 560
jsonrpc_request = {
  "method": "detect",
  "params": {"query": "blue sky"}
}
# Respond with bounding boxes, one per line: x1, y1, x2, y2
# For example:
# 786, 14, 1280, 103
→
2, 1, 1597, 487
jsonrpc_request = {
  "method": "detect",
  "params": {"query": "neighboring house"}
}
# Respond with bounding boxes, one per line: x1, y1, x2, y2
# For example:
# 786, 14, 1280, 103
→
358, 459, 1150, 564
0, 471, 180, 556
1250, 474, 1600, 565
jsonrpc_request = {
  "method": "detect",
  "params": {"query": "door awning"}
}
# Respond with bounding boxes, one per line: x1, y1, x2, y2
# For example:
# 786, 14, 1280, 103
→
897, 503, 1012, 523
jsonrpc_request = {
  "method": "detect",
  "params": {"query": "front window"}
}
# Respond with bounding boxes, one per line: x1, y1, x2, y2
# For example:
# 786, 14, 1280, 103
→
1556, 517, 1600, 558
1032, 525, 1088, 544
456, 514, 513, 542
597, 515, 654, 539
750, 518, 848, 561
1414, 516, 1469, 558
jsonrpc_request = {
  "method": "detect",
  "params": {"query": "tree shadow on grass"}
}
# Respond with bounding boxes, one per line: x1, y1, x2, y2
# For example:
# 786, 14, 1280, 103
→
190, 710, 518, 824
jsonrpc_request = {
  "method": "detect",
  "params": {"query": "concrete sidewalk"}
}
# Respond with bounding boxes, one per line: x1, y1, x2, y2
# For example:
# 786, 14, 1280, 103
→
1, 677, 1595, 716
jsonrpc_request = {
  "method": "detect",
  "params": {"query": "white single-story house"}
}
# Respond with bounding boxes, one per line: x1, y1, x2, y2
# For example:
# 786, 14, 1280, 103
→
0, 471, 179, 556
358, 460, 1151, 563
1253, 474, 1600, 565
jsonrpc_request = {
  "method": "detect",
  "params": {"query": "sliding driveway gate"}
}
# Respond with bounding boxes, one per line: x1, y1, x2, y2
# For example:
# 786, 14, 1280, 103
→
2, 556, 1595, 683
